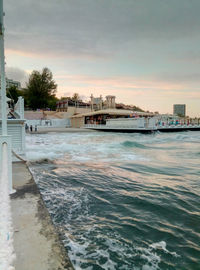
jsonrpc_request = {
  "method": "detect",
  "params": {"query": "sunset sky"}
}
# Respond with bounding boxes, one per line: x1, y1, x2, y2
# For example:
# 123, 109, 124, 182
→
4, 0, 200, 117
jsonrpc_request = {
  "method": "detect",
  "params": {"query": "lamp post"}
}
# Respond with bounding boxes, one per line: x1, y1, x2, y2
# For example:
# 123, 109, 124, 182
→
0, 0, 13, 193
0, 0, 7, 135
0, 1, 15, 268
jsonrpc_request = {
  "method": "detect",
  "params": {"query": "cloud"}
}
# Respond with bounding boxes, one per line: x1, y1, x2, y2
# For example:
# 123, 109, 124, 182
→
4, 0, 200, 58
5, 66, 28, 87
55, 73, 192, 92
155, 72, 200, 85
2, 0, 200, 117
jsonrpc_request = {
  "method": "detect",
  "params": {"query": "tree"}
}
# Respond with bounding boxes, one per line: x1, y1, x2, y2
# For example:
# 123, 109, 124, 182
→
47, 95, 59, 110
132, 105, 144, 112
71, 93, 82, 101
26, 67, 57, 110
6, 85, 21, 103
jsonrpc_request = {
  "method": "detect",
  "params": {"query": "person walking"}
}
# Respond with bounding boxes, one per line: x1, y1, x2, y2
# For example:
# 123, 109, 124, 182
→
25, 123, 29, 133
30, 125, 33, 132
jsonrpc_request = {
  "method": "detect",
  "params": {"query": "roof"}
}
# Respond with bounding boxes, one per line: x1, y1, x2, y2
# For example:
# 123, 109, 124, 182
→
70, 109, 154, 118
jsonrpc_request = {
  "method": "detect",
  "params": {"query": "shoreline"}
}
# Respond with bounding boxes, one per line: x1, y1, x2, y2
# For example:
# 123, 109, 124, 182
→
11, 161, 74, 270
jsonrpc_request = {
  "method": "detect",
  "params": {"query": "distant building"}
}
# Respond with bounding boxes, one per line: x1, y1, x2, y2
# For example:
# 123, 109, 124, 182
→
0, 77, 21, 89
90, 94, 116, 111
90, 94, 103, 111
70, 109, 154, 128
56, 98, 90, 112
6, 78, 21, 89
56, 98, 91, 117
173, 104, 186, 117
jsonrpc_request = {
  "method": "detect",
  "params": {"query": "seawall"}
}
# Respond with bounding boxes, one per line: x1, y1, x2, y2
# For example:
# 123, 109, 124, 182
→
11, 162, 74, 270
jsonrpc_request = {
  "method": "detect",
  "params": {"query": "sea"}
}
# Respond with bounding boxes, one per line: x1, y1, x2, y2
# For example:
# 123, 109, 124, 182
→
26, 131, 200, 270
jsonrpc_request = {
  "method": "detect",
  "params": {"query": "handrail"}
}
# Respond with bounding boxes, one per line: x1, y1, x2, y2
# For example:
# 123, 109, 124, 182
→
0, 142, 15, 269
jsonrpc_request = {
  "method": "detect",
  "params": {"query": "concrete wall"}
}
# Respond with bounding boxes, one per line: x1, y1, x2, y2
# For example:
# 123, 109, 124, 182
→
106, 118, 145, 128
24, 111, 44, 120
66, 107, 90, 116
71, 117, 84, 128
26, 118, 71, 128
56, 106, 90, 115
0, 120, 25, 154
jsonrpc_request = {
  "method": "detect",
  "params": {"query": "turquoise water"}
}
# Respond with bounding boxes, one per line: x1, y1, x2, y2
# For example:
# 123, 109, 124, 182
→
26, 131, 200, 270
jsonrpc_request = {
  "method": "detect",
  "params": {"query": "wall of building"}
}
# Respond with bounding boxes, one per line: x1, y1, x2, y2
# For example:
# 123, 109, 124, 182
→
67, 107, 91, 116
71, 117, 85, 128
173, 104, 186, 117
0, 121, 25, 154
24, 111, 44, 120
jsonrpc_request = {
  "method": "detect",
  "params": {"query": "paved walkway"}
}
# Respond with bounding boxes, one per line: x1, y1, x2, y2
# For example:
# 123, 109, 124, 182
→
28, 127, 96, 134
11, 162, 74, 270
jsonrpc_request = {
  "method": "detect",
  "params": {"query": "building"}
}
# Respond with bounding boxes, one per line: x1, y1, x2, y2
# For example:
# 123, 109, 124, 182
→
173, 104, 186, 117
70, 109, 154, 128
90, 94, 116, 111
90, 94, 103, 111
56, 98, 90, 111
0, 77, 21, 89
6, 78, 21, 89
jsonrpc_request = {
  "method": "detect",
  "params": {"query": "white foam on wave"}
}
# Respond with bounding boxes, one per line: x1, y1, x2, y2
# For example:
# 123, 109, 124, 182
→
26, 133, 144, 163
66, 232, 178, 270
136, 241, 180, 270
66, 236, 90, 270
65, 231, 119, 270
137, 247, 161, 270
150, 241, 180, 258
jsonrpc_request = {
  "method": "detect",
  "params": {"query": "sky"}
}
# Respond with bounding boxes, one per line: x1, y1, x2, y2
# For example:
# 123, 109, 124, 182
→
3, 0, 200, 117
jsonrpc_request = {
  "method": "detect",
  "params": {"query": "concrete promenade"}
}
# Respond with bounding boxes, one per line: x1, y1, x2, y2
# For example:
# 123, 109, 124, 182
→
11, 162, 74, 270
29, 127, 95, 134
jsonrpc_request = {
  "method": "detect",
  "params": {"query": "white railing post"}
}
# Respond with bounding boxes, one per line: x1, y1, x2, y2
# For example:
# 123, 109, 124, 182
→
0, 136, 13, 193
14, 96, 24, 119
0, 141, 15, 269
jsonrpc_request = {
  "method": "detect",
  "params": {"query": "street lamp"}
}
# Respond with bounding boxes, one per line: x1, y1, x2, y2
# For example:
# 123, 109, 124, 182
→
0, 0, 13, 193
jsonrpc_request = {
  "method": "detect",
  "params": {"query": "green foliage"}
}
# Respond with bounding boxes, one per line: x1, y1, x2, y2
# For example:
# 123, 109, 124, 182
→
71, 93, 82, 101
26, 67, 57, 110
60, 93, 82, 102
6, 85, 21, 103
60, 96, 70, 100
47, 95, 59, 110
132, 105, 144, 112
20, 88, 29, 108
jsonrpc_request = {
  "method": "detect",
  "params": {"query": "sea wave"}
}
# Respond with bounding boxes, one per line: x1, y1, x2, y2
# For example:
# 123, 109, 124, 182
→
27, 131, 200, 269
122, 141, 149, 149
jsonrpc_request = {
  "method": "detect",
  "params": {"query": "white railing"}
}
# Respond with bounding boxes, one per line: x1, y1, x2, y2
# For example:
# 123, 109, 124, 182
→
84, 123, 156, 130
84, 124, 106, 128
0, 141, 15, 270
84, 120, 200, 130
157, 123, 200, 128
14, 96, 24, 119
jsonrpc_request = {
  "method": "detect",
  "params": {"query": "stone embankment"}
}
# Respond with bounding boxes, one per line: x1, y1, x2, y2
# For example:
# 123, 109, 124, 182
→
11, 162, 74, 270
